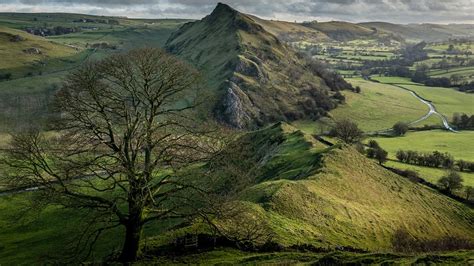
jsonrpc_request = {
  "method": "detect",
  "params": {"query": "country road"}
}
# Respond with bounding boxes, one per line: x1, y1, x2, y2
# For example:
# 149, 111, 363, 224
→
390, 83, 458, 133
367, 79, 458, 134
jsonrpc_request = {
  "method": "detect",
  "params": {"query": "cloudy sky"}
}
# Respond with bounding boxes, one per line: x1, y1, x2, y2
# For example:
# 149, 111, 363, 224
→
0, 0, 473, 24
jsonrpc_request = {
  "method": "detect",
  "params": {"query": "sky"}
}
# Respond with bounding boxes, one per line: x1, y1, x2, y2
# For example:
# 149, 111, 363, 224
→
0, 0, 473, 24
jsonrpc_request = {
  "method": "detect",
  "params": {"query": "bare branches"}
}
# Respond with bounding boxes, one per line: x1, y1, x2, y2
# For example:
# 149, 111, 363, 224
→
1, 48, 228, 262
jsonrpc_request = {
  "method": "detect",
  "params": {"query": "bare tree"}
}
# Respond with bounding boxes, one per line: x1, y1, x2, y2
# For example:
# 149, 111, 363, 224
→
1, 48, 226, 262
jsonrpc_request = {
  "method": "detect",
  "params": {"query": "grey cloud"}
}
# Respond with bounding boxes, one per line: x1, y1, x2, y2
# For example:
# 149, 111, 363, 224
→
1, 0, 473, 24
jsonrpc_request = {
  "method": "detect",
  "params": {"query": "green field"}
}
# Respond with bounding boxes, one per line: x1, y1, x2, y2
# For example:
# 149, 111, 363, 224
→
328, 78, 429, 132
386, 160, 474, 187
403, 84, 474, 117
370, 130, 474, 162
372, 76, 474, 118
428, 66, 474, 77
370, 76, 419, 85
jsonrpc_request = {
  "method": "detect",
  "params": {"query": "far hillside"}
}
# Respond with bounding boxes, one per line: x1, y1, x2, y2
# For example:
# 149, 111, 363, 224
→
360, 22, 474, 42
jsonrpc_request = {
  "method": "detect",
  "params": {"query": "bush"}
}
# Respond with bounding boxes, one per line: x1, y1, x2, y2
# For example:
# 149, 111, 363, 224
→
393, 122, 409, 136
438, 171, 463, 193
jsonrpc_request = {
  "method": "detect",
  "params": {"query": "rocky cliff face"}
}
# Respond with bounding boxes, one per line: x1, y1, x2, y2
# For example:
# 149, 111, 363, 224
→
166, 3, 343, 129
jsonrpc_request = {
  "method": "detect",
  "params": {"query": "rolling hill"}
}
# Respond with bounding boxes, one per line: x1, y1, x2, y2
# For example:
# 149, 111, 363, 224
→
301, 21, 394, 42
166, 3, 349, 129
359, 22, 474, 42
208, 123, 474, 250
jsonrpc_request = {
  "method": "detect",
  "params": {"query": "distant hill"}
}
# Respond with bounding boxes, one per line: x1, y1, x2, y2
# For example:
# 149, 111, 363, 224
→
208, 123, 474, 249
360, 22, 474, 42
301, 21, 401, 42
166, 3, 350, 128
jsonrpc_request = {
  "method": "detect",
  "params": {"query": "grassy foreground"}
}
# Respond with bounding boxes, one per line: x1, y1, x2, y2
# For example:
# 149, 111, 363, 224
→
145, 248, 474, 265
1, 123, 473, 264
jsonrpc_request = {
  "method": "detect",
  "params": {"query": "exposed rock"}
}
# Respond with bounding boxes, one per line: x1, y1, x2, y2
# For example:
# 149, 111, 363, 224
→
218, 82, 254, 129
23, 47, 42, 55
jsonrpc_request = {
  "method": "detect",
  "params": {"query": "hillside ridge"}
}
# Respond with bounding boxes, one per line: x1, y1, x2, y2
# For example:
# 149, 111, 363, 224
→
166, 3, 348, 129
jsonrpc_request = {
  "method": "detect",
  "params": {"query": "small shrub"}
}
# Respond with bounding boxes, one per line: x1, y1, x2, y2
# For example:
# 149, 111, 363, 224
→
393, 122, 409, 136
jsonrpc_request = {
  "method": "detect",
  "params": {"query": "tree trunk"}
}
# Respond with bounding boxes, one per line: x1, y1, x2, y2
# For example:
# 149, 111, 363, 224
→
119, 215, 143, 262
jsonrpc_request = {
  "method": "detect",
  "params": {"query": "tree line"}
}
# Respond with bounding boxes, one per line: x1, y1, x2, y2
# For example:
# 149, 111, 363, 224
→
396, 150, 474, 172
452, 113, 474, 129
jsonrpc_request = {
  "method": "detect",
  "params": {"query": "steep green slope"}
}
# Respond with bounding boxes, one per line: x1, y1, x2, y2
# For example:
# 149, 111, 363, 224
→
215, 123, 474, 250
166, 3, 345, 129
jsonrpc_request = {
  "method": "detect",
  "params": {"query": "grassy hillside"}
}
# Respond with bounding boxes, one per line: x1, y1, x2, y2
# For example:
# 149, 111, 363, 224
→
166, 3, 346, 129
147, 248, 474, 265
303, 21, 376, 41
1, 123, 473, 263
0, 14, 186, 131
0, 25, 77, 70
211, 123, 474, 250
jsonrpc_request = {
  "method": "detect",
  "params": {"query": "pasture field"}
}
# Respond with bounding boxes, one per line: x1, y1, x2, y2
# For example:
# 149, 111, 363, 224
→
329, 78, 429, 131
370, 76, 419, 85
369, 130, 474, 162
403, 84, 474, 117
385, 160, 474, 187
428, 66, 474, 77
372, 76, 474, 117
